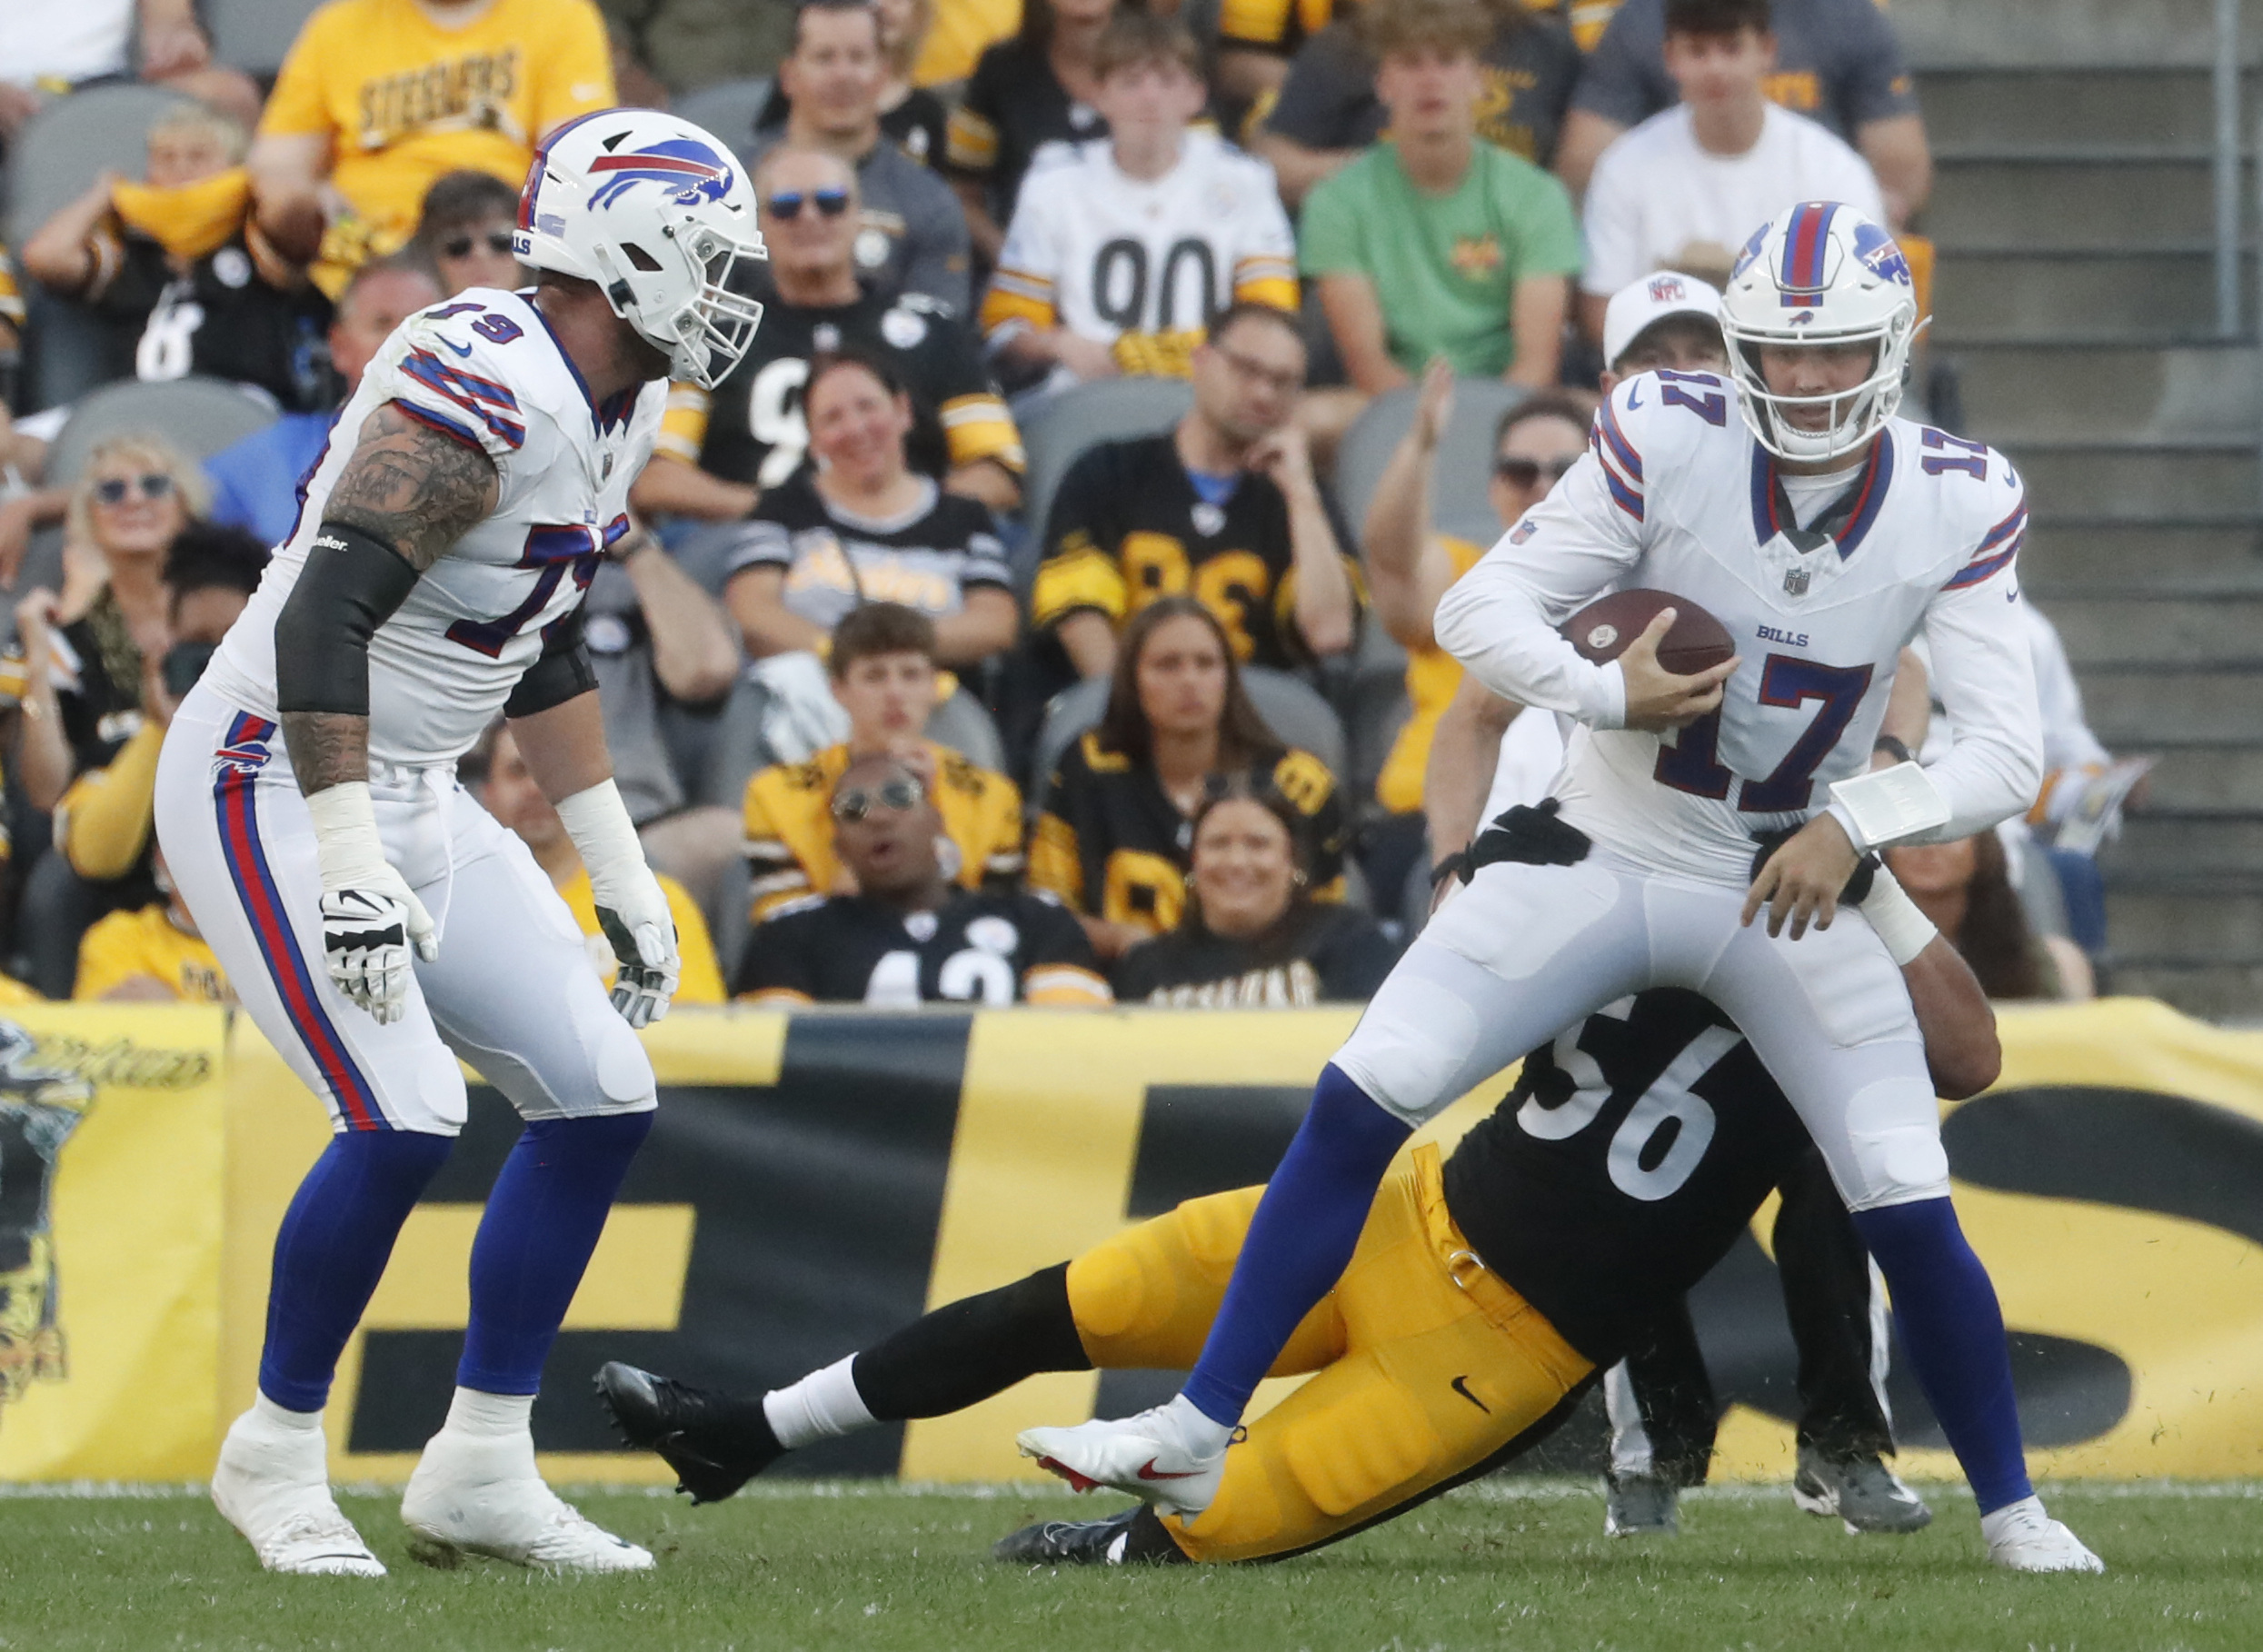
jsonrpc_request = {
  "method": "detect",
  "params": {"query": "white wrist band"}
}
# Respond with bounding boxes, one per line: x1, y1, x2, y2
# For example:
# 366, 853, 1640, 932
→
1861, 866, 1939, 967
553, 779, 644, 889
304, 781, 390, 891
1828, 761, 1951, 851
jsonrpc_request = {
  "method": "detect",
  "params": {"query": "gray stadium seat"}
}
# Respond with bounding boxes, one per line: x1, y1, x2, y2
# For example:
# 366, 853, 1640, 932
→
43, 376, 280, 483
1019, 378, 1195, 553
675, 77, 776, 155
1027, 665, 1348, 814
5, 85, 194, 249
207, 0, 327, 77
1332, 378, 1527, 554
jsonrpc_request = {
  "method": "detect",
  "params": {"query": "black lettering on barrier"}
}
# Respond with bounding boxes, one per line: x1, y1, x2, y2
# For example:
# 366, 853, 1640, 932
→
350, 1014, 972, 1471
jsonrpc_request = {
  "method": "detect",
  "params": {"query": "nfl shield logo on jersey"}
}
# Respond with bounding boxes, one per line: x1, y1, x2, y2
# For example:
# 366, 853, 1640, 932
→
1191, 503, 1227, 537
1784, 567, 1811, 596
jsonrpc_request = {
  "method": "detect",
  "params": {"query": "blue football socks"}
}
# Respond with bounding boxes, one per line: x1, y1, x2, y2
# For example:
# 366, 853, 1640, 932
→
259, 1130, 454, 1412
1181, 1065, 1411, 1428
1852, 1196, 2033, 1514
457, 1111, 654, 1396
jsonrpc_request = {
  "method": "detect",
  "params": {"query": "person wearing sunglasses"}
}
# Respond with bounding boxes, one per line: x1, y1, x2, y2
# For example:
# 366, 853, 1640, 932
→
748, 0, 971, 314
736, 751, 1111, 1004
22, 102, 334, 413
633, 146, 1022, 527
412, 171, 528, 299
11, 438, 213, 990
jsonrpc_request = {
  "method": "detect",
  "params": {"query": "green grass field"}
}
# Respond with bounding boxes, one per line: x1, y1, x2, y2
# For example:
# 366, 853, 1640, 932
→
3, 1479, 2258, 1652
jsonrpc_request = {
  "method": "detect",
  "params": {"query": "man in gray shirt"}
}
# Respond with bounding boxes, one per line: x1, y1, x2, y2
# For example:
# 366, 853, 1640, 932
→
749, 0, 972, 315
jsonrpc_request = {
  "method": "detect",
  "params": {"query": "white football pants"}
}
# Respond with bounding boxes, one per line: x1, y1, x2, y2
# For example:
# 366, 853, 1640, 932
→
1336, 852, 1949, 1212
154, 682, 656, 1135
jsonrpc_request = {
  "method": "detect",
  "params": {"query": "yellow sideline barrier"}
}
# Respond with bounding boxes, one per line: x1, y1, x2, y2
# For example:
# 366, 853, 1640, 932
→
1, 999, 2260, 1485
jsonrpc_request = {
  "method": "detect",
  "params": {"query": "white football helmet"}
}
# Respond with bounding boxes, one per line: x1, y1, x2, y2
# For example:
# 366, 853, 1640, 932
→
1720, 202, 1920, 463
513, 108, 766, 390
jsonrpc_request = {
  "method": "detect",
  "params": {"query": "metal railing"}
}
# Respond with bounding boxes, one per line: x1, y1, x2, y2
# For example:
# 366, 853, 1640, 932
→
2217, 0, 2242, 336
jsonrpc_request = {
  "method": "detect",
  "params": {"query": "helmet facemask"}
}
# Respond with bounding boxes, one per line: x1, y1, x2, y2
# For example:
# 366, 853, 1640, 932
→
596, 223, 766, 392
1723, 311, 1918, 465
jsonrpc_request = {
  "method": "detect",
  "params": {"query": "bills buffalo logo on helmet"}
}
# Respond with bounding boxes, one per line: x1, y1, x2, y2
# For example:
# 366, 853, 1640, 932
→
1730, 221, 1771, 282
1851, 220, 1913, 286
587, 138, 739, 211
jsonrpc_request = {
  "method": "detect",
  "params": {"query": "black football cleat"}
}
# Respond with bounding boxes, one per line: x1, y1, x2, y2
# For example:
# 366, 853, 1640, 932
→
593, 1360, 782, 1505
992, 1503, 1188, 1566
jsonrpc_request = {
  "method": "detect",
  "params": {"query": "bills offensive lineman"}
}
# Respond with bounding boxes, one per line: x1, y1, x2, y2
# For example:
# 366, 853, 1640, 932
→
1024, 203, 2103, 1573
152, 111, 764, 1576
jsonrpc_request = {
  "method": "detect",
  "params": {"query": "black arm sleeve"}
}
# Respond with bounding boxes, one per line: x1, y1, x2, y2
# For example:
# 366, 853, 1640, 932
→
503, 600, 599, 718
273, 521, 423, 716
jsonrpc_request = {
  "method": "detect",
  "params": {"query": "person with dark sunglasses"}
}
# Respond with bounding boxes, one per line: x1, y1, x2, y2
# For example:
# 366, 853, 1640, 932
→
412, 170, 527, 298
632, 146, 1022, 526
736, 752, 1112, 1005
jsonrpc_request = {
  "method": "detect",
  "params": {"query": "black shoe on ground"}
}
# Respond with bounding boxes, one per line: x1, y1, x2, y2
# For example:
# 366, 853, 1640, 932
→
993, 1504, 1185, 1566
593, 1360, 781, 1505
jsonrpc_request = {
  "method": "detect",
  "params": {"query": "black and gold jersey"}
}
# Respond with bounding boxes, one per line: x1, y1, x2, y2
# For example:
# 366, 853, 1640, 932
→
1029, 731, 1348, 938
1441, 988, 1807, 1367
654, 285, 1022, 493
942, 37, 1110, 224
1112, 902, 1398, 1005
95, 233, 334, 412
736, 887, 1112, 1005
1032, 434, 1360, 672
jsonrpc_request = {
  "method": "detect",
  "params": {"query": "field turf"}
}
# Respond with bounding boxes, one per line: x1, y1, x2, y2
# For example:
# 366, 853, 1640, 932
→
3, 1479, 2258, 1652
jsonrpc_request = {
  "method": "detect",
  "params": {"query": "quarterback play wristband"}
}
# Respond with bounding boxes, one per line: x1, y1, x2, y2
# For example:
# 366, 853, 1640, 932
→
1827, 761, 1951, 851
554, 779, 646, 892
1859, 866, 1938, 967
304, 781, 394, 892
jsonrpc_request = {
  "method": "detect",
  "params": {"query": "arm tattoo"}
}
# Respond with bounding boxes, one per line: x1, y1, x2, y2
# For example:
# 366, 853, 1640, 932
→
324, 402, 501, 573
282, 710, 371, 797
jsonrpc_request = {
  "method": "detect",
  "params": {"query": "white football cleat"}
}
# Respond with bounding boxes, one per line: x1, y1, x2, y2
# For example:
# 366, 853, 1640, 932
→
1018, 1400, 1226, 1518
401, 1428, 653, 1573
210, 1406, 385, 1577
1981, 1496, 2105, 1573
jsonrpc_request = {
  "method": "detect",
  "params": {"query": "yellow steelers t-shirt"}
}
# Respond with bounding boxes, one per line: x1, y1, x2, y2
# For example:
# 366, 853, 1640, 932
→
554, 866, 725, 1005
75, 906, 231, 1002
1376, 533, 1483, 816
260, 0, 615, 253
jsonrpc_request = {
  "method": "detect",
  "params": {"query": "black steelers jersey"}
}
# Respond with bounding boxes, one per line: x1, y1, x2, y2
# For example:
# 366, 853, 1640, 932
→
97, 234, 334, 412
1029, 732, 1349, 938
1033, 434, 1361, 673
655, 285, 1021, 493
736, 888, 1111, 1006
942, 38, 1110, 225
1441, 988, 1809, 1367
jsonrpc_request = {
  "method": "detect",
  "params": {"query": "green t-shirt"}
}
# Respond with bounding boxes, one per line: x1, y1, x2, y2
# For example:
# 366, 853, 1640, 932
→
1300, 140, 1583, 379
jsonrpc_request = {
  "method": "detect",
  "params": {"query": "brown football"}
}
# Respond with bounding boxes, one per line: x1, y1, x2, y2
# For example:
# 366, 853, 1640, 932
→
1560, 588, 1736, 677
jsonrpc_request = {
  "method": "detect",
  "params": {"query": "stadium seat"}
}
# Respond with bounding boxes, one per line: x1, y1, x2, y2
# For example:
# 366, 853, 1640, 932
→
1026, 665, 1348, 813
672, 77, 777, 154
1017, 378, 1195, 570
1333, 378, 1526, 554
206, 0, 328, 77
42, 376, 279, 483
4, 85, 194, 250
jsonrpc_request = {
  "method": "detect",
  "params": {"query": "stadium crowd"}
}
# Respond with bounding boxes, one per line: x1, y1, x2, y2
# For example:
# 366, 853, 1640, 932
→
0, 0, 2126, 1018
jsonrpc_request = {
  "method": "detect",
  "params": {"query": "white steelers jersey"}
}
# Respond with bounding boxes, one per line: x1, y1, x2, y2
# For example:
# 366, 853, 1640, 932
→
979, 132, 1297, 377
1433, 368, 2043, 888
204, 286, 663, 770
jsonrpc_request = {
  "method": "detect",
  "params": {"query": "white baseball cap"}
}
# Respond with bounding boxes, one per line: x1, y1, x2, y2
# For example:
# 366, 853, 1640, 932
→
1602, 271, 1724, 373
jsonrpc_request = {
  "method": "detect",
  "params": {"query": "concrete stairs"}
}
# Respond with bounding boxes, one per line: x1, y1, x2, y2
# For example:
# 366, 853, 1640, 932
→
1904, 10, 2263, 1018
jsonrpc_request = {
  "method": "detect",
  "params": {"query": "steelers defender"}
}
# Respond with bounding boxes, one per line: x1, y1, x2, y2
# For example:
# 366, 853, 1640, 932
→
595, 841, 1990, 1565
152, 111, 766, 1577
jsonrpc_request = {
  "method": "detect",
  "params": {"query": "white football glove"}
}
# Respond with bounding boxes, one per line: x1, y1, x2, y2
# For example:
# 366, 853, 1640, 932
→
558, 780, 680, 1029
305, 783, 437, 1024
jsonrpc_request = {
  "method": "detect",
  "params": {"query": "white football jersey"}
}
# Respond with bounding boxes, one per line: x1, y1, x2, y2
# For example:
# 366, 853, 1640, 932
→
1433, 369, 2043, 888
205, 287, 663, 770
980, 132, 1298, 374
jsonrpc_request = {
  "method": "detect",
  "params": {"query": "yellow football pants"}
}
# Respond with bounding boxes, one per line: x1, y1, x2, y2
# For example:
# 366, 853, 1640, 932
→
1064, 1144, 1595, 1564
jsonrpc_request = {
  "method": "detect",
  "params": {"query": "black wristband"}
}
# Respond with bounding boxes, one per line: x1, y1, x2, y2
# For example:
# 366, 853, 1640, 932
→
274, 521, 421, 716
1872, 734, 1914, 766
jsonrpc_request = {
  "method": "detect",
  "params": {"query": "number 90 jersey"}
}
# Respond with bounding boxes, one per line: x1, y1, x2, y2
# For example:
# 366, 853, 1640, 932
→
204, 287, 664, 770
1433, 371, 2044, 888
